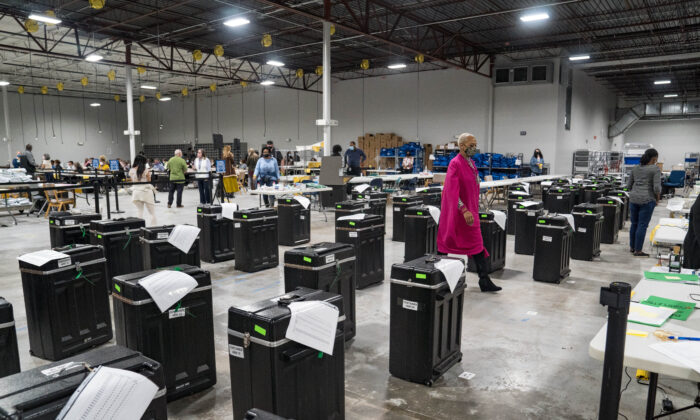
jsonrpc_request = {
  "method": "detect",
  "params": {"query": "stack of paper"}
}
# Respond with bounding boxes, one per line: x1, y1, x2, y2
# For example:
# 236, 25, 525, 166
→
641, 296, 696, 321
285, 301, 339, 355
651, 341, 700, 375
627, 302, 676, 327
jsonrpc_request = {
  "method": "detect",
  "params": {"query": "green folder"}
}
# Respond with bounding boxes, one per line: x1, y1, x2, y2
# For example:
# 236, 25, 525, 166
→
641, 295, 696, 321
643, 271, 699, 283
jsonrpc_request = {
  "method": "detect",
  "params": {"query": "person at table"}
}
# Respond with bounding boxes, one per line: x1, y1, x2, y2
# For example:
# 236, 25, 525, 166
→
53, 159, 64, 172
682, 195, 700, 269
627, 148, 661, 257
129, 154, 157, 225
246, 148, 259, 190
166, 149, 188, 208
332, 145, 342, 157
221, 145, 236, 176
344, 140, 366, 176
402, 155, 414, 174
65, 161, 76, 171
193, 148, 212, 205
98, 155, 110, 171
437, 132, 501, 292
19, 144, 36, 175
254, 147, 280, 208
40, 154, 51, 169
12, 151, 21, 168
74, 162, 84, 174
530, 149, 544, 175
152, 158, 165, 171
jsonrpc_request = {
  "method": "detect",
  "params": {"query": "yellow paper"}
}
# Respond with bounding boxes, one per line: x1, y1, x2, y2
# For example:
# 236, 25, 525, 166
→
626, 329, 649, 338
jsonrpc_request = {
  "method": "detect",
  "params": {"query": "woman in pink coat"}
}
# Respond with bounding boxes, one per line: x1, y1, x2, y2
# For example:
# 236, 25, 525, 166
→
437, 133, 501, 292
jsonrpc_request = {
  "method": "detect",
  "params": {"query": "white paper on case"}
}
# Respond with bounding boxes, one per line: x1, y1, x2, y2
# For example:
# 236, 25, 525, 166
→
337, 214, 367, 221
17, 249, 70, 267
354, 184, 370, 193
427, 205, 441, 224
490, 210, 507, 231
562, 214, 575, 231
167, 224, 201, 253
293, 195, 311, 209
285, 301, 339, 355
434, 258, 464, 293
138, 270, 198, 313
517, 200, 540, 208
221, 203, 238, 220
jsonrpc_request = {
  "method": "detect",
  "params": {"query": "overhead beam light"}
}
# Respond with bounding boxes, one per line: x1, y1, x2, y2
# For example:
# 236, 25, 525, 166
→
260, 80, 275, 86
654, 80, 671, 85
28, 13, 61, 25
520, 12, 549, 22
224, 17, 250, 27
159, 97, 172, 101
0, 81, 9, 86
85, 54, 103, 62
266, 60, 284, 67
140, 85, 157, 90
387, 63, 407, 69
569, 55, 590, 61
664, 94, 678, 98
90, 103, 101, 107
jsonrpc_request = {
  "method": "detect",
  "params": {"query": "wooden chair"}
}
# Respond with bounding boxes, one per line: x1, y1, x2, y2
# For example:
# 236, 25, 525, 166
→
44, 189, 75, 217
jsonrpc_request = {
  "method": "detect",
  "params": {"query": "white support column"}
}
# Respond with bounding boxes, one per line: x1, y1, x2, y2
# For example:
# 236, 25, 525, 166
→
322, 21, 331, 156
2, 86, 11, 165
125, 64, 136, 162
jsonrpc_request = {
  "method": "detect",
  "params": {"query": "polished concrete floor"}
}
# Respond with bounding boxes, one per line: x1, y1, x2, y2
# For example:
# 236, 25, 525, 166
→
1, 187, 697, 420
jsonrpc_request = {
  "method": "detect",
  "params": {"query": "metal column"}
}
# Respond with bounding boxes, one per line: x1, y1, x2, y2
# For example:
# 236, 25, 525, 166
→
322, 20, 331, 157
2, 85, 10, 165
125, 65, 136, 163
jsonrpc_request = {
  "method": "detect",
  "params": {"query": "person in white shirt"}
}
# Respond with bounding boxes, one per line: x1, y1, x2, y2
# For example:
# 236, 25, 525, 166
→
194, 148, 212, 204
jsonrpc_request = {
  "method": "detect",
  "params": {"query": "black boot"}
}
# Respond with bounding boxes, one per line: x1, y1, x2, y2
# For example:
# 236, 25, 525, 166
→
478, 276, 502, 292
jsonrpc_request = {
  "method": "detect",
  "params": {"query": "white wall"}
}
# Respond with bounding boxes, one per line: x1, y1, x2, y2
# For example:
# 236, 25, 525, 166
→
625, 119, 700, 168
0, 92, 130, 165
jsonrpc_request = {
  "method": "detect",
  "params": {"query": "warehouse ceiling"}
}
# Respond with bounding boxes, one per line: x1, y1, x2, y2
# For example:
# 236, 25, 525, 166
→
0, 0, 696, 101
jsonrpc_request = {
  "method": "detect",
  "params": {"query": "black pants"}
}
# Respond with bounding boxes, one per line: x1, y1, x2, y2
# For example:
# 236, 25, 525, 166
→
347, 165, 361, 176
197, 179, 211, 204
168, 182, 184, 206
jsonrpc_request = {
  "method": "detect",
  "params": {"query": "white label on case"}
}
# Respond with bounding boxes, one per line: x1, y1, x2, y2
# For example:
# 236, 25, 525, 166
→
57, 257, 72, 268
402, 299, 418, 311
157, 232, 169, 239
578, 227, 587, 233
65, 219, 76, 226
168, 308, 186, 319
229, 344, 245, 359
216, 213, 222, 220
349, 232, 358, 238
325, 254, 335, 264
300, 215, 305, 220
513, 204, 517, 209
364, 204, 370, 209
557, 196, 563, 200
527, 211, 535, 216
234, 223, 241, 228
394, 208, 400, 212
542, 236, 552, 242
41, 361, 81, 377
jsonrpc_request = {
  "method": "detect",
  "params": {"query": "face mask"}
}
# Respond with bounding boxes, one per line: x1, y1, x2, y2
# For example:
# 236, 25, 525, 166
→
349, 146, 355, 151
465, 146, 477, 157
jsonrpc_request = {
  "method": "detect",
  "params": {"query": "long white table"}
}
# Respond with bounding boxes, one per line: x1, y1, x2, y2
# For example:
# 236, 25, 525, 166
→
589, 270, 700, 418
347, 173, 434, 184
249, 186, 333, 221
478, 174, 567, 208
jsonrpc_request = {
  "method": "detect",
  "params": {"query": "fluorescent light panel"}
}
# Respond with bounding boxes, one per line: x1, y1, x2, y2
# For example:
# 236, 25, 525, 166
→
664, 94, 678, 98
0, 81, 9, 86
569, 55, 590, 61
260, 80, 275, 86
140, 85, 157, 90
90, 103, 101, 107
28, 13, 61, 25
159, 97, 172, 101
266, 60, 284, 67
520, 12, 549, 22
85, 54, 103, 62
224, 17, 250, 27
654, 80, 671, 85
387, 64, 406, 69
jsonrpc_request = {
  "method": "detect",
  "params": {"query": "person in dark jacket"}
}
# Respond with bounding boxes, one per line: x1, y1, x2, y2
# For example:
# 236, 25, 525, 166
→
683, 195, 700, 269
627, 148, 662, 257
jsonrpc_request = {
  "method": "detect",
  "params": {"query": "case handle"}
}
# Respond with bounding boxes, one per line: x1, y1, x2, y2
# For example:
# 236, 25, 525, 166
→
277, 294, 301, 306
281, 347, 317, 362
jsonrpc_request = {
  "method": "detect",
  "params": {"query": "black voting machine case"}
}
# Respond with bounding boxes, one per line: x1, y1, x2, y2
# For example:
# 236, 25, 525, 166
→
596, 197, 621, 244
392, 195, 423, 242
571, 203, 603, 261
351, 191, 387, 221
514, 202, 544, 255
140, 225, 201, 270
197, 204, 235, 263
112, 265, 216, 401
389, 255, 465, 386
90, 217, 145, 289
49, 211, 102, 248
228, 288, 345, 420
284, 242, 357, 341
234, 208, 279, 272
19, 244, 112, 361
468, 210, 506, 273
0, 345, 167, 420
403, 205, 438, 262
0, 297, 20, 379
335, 213, 385, 289
334, 200, 366, 223
277, 197, 311, 246
506, 192, 532, 234
533, 215, 573, 283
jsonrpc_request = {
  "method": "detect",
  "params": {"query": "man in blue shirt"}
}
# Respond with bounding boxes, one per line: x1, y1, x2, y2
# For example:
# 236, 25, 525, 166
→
254, 147, 281, 207
344, 141, 366, 176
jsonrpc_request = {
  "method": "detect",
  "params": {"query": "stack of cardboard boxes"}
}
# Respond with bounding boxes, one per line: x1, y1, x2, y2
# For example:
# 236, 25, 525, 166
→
357, 133, 403, 168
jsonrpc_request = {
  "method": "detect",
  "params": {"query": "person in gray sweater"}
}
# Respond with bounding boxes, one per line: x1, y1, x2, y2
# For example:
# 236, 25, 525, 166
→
626, 148, 661, 256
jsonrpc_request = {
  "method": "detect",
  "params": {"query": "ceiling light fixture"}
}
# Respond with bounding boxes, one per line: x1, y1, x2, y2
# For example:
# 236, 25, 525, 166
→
520, 12, 549, 22
654, 80, 671, 85
0, 81, 9, 86
664, 94, 678, 98
90, 103, 101, 107
159, 97, 172, 101
28, 13, 61, 25
569, 55, 590, 61
387, 63, 407, 69
266, 60, 284, 67
140, 85, 157, 90
85, 54, 103, 62
224, 17, 250, 27
260, 80, 275, 86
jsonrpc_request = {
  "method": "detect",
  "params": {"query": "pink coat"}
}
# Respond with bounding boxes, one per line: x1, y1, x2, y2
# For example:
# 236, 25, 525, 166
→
437, 154, 487, 256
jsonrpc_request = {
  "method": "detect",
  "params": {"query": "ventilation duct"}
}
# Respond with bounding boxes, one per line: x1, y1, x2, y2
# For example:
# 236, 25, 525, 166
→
609, 101, 700, 137
608, 104, 644, 138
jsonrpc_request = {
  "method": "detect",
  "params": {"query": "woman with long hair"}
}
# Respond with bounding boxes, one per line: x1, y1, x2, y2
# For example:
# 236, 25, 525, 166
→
530, 149, 544, 175
627, 148, 661, 256
129, 154, 157, 225
194, 148, 212, 204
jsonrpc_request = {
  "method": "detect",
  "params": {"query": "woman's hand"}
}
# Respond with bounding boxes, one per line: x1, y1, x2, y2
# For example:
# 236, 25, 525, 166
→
463, 210, 474, 226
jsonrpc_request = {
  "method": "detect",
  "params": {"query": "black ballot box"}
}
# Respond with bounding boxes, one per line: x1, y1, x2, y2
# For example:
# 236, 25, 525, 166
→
514, 202, 544, 255
403, 205, 438, 262
392, 195, 423, 242
284, 242, 357, 341
506, 192, 532, 234
334, 200, 366, 223
49, 211, 101, 248
112, 265, 216, 401
468, 211, 506, 273
320, 185, 347, 209
533, 215, 573, 283
0, 297, 20, 379
335, 214, 385, 289
610, 190, 630, 226
596, 197, 621, 244
568, 184, 584, 205
583, 185, 604, 203
90, 217, 145, 289
417, 187, 442, 208
140, 225, 201, 270
389, 255, 465, 386
545, 188, 574, 214
351, 191, 387, 221
234, 208, 279, 272
19, 244, 112, 360
571, 203, 603, 261
0, 345, 167, 420
277, 197, 311, 246
197, 204, 235, 263
508, 184, 528, 194
228, 288, 345, 420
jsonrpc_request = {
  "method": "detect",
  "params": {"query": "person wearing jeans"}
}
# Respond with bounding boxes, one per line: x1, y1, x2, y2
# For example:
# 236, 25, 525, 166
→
253, 147, 280, 208
626, 148, 661, 256
166, 149, 188, 208
193, 149, 212, 204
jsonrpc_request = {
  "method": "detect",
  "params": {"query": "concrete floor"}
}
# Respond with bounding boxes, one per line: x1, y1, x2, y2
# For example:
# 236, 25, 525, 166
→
1, 187, 698, 420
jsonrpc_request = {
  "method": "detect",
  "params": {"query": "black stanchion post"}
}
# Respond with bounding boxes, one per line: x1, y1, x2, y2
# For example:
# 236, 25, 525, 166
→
93, 179, 100, 214
105, 180, 112, 220
598, 281, 632, 420
112, 175, 124, 214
